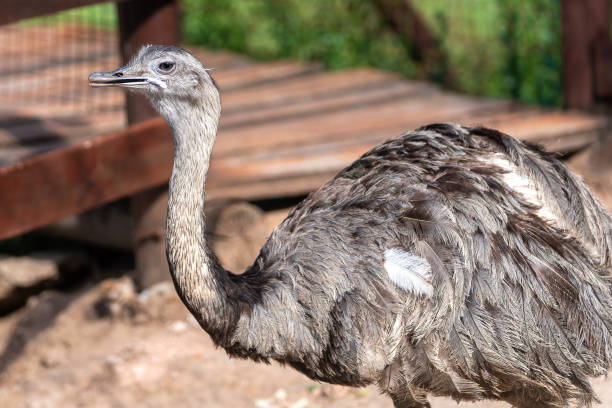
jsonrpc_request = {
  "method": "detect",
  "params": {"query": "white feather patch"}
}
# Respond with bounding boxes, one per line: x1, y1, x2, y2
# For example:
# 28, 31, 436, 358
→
483, 154, 558, 224
384, 248, 433, 297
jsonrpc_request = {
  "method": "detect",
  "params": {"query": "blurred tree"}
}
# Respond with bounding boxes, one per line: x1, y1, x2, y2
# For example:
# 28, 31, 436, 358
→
182, 0, 417, 76
182, 0, 563, 106
498, 0, 562, 106
372, 0, 451, 83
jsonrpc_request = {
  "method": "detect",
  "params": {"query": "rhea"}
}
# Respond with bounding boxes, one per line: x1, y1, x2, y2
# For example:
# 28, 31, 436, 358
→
90, 45, 612, 408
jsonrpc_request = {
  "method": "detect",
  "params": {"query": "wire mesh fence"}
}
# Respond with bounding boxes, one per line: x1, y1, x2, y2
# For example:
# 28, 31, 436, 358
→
0, 3, 123, 120
0, 0, 564, 122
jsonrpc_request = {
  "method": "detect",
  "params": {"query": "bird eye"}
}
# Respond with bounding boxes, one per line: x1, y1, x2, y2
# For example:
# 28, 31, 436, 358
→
157, 61, 175, 73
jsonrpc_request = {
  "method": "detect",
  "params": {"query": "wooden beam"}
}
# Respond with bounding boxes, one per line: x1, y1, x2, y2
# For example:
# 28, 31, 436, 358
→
0, 0, 129, 25
118, 0, 180, 122
0, 117, 172, 241
561, 0, 611, 109
117, 0, 180, 288
0, 104, 606, 242
0, 117, 356, 241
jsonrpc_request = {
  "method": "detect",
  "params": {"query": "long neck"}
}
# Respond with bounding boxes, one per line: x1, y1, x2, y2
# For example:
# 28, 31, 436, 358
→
160, 95, 240, 340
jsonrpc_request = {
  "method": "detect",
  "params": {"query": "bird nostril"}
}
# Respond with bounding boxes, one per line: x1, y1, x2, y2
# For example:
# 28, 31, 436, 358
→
113, 72, 124, 77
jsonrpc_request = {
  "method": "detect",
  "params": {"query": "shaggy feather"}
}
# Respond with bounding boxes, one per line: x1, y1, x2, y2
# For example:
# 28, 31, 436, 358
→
92, 47, 612, 408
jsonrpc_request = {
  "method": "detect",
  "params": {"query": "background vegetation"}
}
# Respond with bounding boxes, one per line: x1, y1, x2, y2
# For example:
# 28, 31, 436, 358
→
36, 0, 562, 106
182, 0, 562, 106
23, 2, 117, 29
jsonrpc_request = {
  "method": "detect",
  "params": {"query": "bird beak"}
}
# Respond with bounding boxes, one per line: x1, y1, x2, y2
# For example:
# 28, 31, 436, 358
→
88, 66, 166, 89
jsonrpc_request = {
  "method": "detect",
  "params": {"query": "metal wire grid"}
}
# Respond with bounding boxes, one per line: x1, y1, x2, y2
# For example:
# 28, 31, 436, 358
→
0, 3, 124, 120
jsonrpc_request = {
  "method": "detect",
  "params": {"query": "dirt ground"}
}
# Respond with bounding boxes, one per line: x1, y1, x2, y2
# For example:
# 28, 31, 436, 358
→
0, 279, 611, 408
1, 150, 612, 408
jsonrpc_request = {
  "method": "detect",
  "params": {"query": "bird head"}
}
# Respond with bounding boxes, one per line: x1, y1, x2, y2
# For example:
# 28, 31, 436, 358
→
88, 45, 218, 108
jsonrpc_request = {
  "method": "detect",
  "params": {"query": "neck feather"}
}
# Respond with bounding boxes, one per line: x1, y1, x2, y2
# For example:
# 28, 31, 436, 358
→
161, 95, 240, 339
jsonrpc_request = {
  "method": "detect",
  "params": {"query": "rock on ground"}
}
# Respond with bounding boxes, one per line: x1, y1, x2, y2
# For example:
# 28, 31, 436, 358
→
0, 252, 91, 314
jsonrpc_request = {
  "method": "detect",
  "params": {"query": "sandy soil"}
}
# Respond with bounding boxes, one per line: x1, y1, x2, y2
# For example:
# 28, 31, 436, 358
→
0, 280, 610, 408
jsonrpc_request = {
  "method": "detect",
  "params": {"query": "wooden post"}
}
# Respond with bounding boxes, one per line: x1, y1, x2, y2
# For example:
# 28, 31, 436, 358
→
117, 0, 180, 289
561, 0, 610, 109
118, 0, 180, 121
371, 0, 448, 83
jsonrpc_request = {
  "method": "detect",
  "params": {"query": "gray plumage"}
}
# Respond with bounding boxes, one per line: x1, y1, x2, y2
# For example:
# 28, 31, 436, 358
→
90, 45, 612, 408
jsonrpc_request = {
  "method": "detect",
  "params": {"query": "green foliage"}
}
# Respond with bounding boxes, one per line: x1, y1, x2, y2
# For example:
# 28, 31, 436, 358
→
183, 0, 562, 106
497, 0, 562, 106
22, 3, 116, 29
24, 1, 563, 106
182, 0, 417, 76
413, 0, 562, 106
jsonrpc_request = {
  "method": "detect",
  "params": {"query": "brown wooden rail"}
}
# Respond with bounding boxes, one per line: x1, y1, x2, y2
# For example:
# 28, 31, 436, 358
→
0, 98, 607, 241
0, 118, 170, 240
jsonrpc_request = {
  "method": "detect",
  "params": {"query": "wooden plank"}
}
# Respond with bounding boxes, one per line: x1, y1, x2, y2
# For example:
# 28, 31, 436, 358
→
215, 60, 322, 91
220, 68, 405, 111
218, 90, 604, 159
211, 144, 367, 185
213, 92, 511, 157
1, 98, 123, 122
208, 173, 337, 202
221, 80, 434, 129
0, 0, 128, 25
491, 111, 607, 144
210, 113, 607, 196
